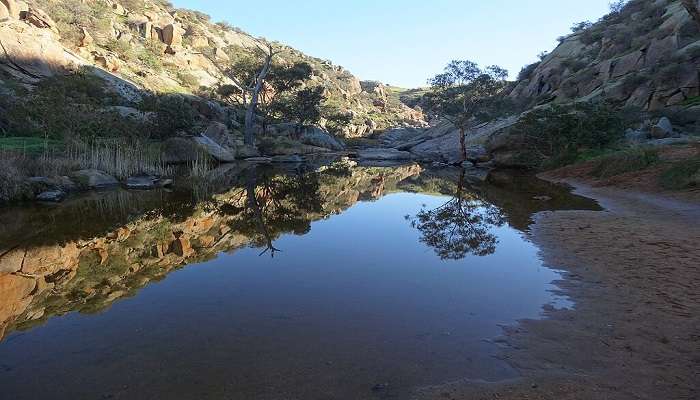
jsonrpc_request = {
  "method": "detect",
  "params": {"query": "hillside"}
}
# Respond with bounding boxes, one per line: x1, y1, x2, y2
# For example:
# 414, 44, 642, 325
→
510, 0, 700, 131
379, 0, 700, 171
0, 0, 425, 141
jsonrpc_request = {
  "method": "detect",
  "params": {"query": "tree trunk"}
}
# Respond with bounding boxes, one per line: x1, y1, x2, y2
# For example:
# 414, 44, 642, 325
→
243, 48, 275, 148
682, 0, 700, 26
459, 126, 467, 163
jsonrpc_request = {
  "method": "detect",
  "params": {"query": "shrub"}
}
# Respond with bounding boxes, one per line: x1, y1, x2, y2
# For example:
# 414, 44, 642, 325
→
104, 39, 135, 61
660, 158, 700, 190
590, 147, 659, 178
137, 40, 165, 71
34, 0, 112, 46
510, 102, 637, 169
177, 72, 200, 89
146, 95, 199, 138
517, 62, 540, 81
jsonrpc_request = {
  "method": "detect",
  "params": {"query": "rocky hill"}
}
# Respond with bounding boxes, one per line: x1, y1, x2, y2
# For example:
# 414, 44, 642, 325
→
0, 0, 425, 142
510, 0, 700, 124
378, 0, 700, 167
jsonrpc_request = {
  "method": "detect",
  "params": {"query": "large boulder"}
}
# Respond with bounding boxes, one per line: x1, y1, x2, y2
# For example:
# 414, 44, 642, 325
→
297, 126, 346, 151
21, 6, 58, 34
194, 122, 237, 163
650, 117, 674, 139
70, 170, 119, 189
0, 21, 73, 82
0, 0, 18, 20
161, 23, 184, 46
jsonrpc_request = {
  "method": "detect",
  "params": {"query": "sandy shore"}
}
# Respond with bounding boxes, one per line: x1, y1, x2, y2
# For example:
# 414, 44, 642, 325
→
413, 179, 700, 399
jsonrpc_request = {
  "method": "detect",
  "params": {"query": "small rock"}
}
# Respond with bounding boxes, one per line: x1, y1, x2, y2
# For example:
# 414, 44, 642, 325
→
650, 117, 673, 139
156, 178, 174, 188
36, 190, 65, 202
126, 176, 157, 190
533, 196, 553, 201
625, 128, 648, 143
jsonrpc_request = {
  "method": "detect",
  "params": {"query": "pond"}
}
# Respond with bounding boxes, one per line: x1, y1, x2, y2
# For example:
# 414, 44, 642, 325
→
0, 161, 599, 400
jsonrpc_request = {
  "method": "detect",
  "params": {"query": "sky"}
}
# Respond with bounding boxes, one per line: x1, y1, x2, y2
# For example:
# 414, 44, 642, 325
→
172, 0, 614, 88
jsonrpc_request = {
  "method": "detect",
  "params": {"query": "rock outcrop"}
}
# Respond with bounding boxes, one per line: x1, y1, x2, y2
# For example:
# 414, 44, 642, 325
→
509, 0, 700, 111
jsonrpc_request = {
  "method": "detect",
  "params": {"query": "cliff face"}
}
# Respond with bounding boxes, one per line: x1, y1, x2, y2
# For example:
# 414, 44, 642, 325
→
510, 0, 700, 116
0, 0, 424, 137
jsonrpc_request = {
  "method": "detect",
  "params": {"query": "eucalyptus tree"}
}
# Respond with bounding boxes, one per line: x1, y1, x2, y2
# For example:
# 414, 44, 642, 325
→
221, 42, 282, 147
424, 60, 510, 163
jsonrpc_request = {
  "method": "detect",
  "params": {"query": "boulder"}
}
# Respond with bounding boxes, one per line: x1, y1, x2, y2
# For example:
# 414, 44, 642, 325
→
125, 176, 158, 190
35, 190, 66, 202
465, 145, 491, 164
21, 6, 59, 34
298, 127, 346, 151
70, 170, 119, 189
194, 135, 236, 163
79, 27, 93, 47
625, 128, 649, 143
0, 248, 24, 275
161, 23, 184, 46
0, 0, 18, 20
0, 21, 72, 82
357, 148, 413, 161
650, 117, 673, 139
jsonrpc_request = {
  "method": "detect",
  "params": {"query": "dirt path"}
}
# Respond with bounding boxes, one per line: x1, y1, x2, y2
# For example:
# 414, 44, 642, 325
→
413, 180, 700, 400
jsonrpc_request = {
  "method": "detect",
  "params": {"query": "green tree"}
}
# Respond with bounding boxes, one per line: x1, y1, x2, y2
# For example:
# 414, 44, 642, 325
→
425, 60, 510, 163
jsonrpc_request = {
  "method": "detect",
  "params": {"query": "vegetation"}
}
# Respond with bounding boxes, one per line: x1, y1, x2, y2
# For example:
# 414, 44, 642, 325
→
590, 147, 660, 178
424, 60, 511, 163
660, 158, 700, 189
509, 102, 638, 169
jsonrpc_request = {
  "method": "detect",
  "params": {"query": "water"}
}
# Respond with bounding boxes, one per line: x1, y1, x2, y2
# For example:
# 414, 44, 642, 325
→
0, 162, 598, 399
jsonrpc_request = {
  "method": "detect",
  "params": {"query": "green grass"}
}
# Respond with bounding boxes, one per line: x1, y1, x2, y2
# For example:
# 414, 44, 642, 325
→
0, 137, 64, 154
590, 147, 660, 179
660, 158, 700, 190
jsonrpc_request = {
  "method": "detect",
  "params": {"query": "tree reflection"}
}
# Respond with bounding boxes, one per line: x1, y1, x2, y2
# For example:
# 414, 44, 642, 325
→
217, 166, 323, 257
409, 170, 505, 260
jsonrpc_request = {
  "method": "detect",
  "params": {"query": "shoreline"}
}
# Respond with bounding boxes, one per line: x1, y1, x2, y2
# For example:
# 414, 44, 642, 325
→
414, 179, 700, 399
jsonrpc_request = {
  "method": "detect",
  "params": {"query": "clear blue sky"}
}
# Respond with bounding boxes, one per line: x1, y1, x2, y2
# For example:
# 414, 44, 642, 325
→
173, 0, 613, 88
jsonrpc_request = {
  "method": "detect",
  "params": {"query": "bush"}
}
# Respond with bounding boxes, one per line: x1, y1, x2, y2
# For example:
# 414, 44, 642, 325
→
34, 0, 112, 46
177, 72, 200, 89
517, 62, 540, 81
590, 147, 659, 178
660, 158, 700, 190
0, 69, 145, 141
510, 102, 638, 169
145, 95, 199, 138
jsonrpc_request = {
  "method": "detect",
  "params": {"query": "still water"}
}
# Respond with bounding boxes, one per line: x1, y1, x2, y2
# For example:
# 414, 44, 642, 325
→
0, 162, 598, 399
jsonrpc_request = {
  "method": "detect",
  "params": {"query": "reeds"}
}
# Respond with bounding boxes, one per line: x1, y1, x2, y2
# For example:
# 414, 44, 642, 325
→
66, 139, 173, 180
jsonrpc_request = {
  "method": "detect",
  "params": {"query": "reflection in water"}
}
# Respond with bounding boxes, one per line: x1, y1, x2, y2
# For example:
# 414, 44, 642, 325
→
0, 161, 600, 399
409, 169, 506, 259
